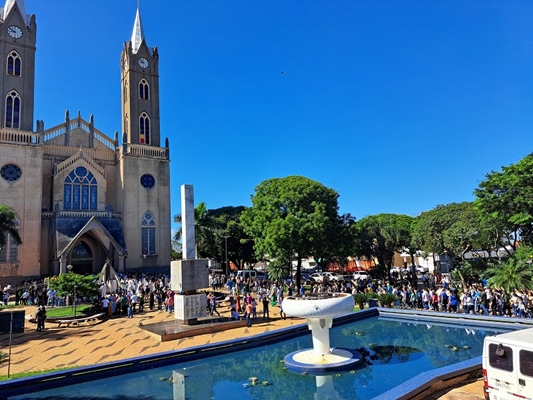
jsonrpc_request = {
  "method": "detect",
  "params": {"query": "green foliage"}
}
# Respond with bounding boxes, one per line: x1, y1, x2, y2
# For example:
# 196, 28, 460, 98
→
174, 203, 256, 269
378, 293, 398, 307
411, 202, 497, 289
241, 176, 342, 286
352, 292, 369, 308
0, 204, 21, 249
47, 272, 100, 298
354, 214, 414, 278
475, 153, 533, 248
485, 257, 533, 293
0, 351, 7, 364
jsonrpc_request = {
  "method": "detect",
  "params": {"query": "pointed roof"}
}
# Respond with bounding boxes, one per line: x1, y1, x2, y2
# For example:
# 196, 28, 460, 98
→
2, 0, 27, 24
130, 8, 145, 54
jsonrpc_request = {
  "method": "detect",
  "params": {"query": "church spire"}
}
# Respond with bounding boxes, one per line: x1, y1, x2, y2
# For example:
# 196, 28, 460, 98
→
3, 0, 26, 22
130, 7, 145, 54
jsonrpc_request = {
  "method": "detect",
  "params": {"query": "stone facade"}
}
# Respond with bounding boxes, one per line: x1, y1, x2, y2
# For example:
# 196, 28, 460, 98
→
0, 1, 171, 281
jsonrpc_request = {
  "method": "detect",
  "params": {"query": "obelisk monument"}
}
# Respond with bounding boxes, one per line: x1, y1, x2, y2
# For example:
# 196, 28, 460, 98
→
171, 184, 209, 324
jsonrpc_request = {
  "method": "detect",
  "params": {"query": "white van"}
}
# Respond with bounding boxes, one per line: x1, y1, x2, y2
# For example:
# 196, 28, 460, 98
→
236, 270, 258, 281
482, 327, 533, 399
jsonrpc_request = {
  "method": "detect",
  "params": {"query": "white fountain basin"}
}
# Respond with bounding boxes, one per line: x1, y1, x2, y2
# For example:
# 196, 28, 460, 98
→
283, 293, 355, 318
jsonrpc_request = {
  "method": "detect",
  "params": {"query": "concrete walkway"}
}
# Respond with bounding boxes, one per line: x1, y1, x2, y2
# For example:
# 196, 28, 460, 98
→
0, 304, 484, 399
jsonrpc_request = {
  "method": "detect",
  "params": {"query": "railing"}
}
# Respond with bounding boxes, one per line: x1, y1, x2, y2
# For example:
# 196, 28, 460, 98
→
0, 128, 40, 144
44, 145, 115, 162
46, 211, 122, 219
42, 126, 66, 142
56, 150, 106, 176
42, 117, 116, 151
120, 144, 168, 159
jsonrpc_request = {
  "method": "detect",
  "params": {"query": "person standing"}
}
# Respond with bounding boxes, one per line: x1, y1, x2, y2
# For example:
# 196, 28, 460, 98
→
262, 295, 270, 320
36, 306, 46, 331
245, 301, 253, 327
209, 292, 220, 316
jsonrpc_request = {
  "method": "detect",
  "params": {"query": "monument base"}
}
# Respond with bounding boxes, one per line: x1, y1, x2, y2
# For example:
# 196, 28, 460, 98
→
284, 348, 363, 374
175, 293, 206, 322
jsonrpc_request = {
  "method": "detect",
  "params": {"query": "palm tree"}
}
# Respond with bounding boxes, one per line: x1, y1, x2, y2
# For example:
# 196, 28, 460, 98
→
173, 202, 217, 258
486, 257, 533, 293
0, 205, 21, 250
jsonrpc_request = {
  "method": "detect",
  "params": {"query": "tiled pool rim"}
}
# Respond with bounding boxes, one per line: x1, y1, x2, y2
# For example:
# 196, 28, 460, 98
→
1, 308, 532, 400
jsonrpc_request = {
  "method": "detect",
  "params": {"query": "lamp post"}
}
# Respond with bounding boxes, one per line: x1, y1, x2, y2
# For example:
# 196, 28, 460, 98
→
66, 264, 76, 317
223, 235, 230, 277
73, 284, 77, 318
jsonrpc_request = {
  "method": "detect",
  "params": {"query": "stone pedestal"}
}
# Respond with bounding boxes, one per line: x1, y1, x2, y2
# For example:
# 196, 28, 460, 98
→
171, 259, 209, 323
175, 293, 206, 322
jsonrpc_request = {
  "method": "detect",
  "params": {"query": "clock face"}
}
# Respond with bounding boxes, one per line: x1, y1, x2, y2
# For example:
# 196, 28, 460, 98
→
7, 25, 22, 39
138, 57, 149, 68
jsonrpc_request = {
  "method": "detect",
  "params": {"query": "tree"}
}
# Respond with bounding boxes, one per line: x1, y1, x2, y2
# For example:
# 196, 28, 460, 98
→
241, 176, 340, 287
411, 202, 495, 289
173, 201, 218, 259
354, 214, 413, 279
47, 272, 100, 298
0, 205, 21, 250
313, 213, 356, 275
485, 257, 533, 293
475, 153, 533, 249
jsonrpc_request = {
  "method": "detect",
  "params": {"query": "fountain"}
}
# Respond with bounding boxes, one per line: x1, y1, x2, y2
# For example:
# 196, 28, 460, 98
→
282, 292, 363, 373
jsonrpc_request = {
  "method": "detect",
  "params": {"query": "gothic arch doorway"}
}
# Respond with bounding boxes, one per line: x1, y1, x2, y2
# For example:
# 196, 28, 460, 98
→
69, 240, 94, 274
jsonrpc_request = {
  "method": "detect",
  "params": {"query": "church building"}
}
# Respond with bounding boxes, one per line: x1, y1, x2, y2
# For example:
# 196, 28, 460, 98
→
0, 0, 171, 281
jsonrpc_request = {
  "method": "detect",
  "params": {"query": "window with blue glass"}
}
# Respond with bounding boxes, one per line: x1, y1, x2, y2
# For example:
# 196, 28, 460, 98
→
5, 90, 20, 128
140, 174, 155, 189
0, 218, 19, 262
64, 166, 98, 210
6, 51, 21, 76
141, 212, 156, 255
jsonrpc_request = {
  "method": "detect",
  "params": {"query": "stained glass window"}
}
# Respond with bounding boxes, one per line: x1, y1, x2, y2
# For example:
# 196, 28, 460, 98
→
141, 212, 156, 255
7, 51, 21, 76
139, 112, 150, 144
0, 163, 22, 182
5, 91, 20, 128
139, 78, 150, 100
0, 218, 19, 262
64, 166, 97, 210
140, 174, 155, 189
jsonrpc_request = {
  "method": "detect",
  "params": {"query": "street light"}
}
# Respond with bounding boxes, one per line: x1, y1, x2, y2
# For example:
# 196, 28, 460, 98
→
223, 235, 230, 277
73, 284, 77, 318
66, 265, 76, 318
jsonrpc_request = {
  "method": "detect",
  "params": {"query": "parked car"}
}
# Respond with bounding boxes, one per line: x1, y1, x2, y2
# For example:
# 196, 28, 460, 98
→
416, 265, 429, 274
352, 271, 371, 281
309, 272, 345, 283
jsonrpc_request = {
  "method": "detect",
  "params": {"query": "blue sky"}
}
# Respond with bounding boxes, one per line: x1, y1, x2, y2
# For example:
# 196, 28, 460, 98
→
26, 0, 533, 233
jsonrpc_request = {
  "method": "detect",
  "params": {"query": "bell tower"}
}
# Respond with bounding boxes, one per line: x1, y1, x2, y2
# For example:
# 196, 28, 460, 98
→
120, 8, 161, 147
0, 0, 36, 132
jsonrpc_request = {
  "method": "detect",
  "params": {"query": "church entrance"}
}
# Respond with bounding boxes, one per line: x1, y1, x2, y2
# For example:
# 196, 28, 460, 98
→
69, 241, 94, 275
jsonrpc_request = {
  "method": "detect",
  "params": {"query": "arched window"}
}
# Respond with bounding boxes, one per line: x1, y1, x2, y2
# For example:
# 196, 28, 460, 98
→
141, 211, 156, 255
64, 166, 98, 210
0, 218, 19, 262
6, 51, 21, 76
139, 112, 150, 144
139, 78, 150, 100
5, 90, 20, 128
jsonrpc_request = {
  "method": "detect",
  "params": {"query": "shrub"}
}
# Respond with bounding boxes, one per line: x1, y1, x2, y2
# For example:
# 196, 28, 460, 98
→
378, 293, 398, 308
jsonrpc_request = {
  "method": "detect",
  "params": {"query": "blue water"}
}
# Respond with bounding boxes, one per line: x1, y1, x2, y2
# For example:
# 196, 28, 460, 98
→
9, 316, 508, 400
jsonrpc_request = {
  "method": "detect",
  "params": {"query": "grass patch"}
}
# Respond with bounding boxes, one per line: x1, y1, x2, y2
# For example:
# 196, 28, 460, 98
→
44, 305, 93, 318
0, 367, 75, 382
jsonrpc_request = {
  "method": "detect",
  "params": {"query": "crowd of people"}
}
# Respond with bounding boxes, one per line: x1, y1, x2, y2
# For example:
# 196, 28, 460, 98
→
2, 268, 531, 335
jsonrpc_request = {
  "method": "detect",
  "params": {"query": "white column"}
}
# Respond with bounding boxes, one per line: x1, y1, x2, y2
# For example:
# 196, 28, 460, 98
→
307, 316, 332, 356
181, 185, 196, 260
